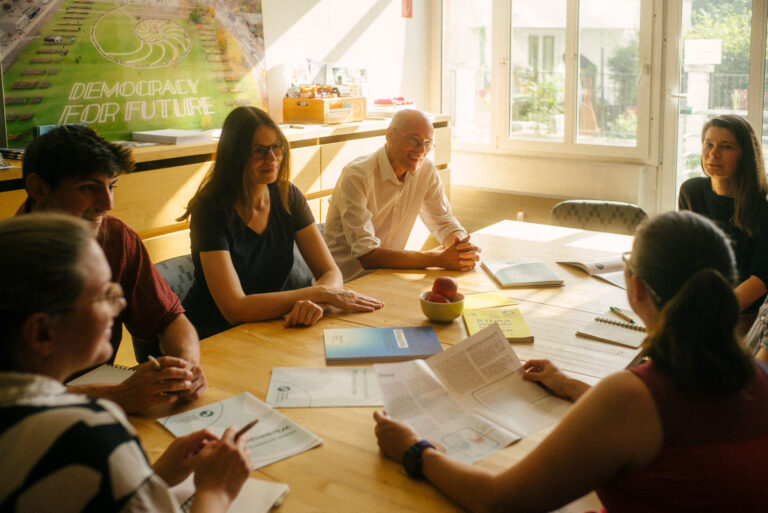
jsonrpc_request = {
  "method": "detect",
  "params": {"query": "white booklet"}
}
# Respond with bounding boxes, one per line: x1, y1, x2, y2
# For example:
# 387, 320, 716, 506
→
557, 255, 626, 289
266, 366, 382, 407
158, 392, 322, 469
375, 324, 571, 463
172, 474, 289, 513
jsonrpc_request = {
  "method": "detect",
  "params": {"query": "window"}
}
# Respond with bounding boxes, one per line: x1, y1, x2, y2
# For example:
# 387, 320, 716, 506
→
443, 0, 654, 159
442, 0, 492, 144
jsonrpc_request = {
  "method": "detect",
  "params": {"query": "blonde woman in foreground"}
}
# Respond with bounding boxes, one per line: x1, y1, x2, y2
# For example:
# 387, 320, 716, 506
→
0, 214, 251, 512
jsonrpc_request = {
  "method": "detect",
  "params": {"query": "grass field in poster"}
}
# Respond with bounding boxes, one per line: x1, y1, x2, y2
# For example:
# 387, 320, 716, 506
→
3, 0, 267, 147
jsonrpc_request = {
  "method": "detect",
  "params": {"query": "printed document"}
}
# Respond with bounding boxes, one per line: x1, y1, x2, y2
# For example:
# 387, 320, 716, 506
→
375, 324, 571, 463
266, 366, 382, 407
159, 392, 322, 469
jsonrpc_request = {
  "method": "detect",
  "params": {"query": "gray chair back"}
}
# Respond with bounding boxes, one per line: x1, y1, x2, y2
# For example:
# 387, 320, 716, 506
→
131, 254, 195, 363
549, 200, 649, 236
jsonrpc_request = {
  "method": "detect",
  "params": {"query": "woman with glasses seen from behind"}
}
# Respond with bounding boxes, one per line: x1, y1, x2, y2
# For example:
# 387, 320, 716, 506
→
0, 213, 251, 512
374, 210, 768, 512
179, 106, 382, 338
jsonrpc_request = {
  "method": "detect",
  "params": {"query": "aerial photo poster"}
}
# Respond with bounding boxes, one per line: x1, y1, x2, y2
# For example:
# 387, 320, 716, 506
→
1, 0, 268, 147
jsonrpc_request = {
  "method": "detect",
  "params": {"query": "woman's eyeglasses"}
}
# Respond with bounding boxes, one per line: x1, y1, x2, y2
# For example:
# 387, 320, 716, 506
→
94, 282, 125, 316
622, 251, 662, 304
252, 143, 285, 161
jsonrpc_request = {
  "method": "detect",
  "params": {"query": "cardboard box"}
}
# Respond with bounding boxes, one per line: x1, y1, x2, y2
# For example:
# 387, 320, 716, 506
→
283, 97, 366, 124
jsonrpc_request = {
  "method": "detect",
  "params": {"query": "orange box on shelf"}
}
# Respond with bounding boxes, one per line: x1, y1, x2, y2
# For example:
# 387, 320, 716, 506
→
283, 97, 366, 124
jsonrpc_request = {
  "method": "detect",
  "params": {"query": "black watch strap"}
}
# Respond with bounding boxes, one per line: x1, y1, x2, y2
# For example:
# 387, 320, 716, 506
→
403, 440, 435, 478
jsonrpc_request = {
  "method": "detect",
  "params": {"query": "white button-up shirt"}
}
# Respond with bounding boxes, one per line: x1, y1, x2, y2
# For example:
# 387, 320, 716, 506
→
324, 145, 464, 281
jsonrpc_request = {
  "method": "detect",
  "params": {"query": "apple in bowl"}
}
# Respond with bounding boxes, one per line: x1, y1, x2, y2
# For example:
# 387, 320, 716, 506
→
420, 277, 463, 322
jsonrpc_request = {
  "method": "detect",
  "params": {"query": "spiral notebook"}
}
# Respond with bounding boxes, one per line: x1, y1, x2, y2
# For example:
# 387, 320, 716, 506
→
66, 363, 134, 386
576, 310, 646, 348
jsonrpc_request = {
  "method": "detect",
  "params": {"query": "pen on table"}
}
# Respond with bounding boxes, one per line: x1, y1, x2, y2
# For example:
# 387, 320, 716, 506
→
610, 306, 635, 324
234, 418, 260, 441
147, 355, 162, 370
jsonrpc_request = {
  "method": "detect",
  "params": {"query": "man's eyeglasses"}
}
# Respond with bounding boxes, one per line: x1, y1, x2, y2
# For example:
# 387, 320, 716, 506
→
95, 282, 125, 316
393, 128, 434, 152
252, 142, 285, 161
622, 251, 662, 304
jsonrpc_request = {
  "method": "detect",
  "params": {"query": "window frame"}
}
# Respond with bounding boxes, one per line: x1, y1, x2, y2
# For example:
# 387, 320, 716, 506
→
447, 0, 659, 163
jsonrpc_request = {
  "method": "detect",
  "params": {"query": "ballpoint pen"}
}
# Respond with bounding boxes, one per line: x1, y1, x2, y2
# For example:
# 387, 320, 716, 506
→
148, 354, 162, 370
610, 306, 635, 324
235, 418, 260, 441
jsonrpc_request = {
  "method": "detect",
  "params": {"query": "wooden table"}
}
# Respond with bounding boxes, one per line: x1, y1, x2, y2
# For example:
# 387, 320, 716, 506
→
131, 221, 638, 512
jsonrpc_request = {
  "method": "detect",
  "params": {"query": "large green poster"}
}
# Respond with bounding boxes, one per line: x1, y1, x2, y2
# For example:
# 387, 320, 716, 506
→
2, 0, 267, 147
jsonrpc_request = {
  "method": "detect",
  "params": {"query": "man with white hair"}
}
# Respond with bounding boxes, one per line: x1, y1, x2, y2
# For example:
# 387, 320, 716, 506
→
324, 109, 480, 281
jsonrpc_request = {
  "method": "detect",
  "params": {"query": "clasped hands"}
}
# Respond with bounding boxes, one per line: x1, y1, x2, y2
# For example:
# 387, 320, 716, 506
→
113, 356, 208, 414
437, 235, 481, 271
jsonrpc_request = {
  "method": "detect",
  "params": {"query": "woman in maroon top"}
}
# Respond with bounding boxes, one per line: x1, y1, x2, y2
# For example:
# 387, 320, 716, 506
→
374, 210, 768, 513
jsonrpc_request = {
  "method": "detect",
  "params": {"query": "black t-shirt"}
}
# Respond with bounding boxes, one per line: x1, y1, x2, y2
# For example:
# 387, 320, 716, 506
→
184, 182, 315, 338
678, 176, 768, 309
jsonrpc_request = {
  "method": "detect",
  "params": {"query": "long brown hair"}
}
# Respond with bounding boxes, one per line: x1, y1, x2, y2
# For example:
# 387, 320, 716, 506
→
701, 114, 768, 237
628, 211, 753, 396
179, 106, 291, 222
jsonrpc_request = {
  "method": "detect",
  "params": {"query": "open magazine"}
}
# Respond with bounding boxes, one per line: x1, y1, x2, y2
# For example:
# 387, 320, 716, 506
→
374, 324, 571, 463
557, 255, 626, 289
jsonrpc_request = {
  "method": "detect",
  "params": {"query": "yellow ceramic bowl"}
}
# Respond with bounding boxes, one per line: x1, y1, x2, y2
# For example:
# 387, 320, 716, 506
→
419, 291, 464, 322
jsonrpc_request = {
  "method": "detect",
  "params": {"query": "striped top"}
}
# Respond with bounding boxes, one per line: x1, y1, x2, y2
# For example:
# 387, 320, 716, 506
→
0, 372, 181, 512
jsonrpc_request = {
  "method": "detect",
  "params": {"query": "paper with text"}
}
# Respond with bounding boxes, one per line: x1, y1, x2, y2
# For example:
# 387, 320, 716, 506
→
158, 392, 322, 469
266, 366, 382, 407
375, 325, 571, 463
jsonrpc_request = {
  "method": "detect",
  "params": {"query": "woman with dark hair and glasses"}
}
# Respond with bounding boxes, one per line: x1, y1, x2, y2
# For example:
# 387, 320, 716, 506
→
0, 213, 251, 512
678, 114, 768, 312
179, 106, 382, 338
374, 211, 768, 512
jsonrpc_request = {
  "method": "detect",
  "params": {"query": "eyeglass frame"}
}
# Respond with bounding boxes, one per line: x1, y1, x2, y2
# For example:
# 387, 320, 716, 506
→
251, 142, 285, 161
392, 127, 434, 152
95, 282, 125, 316
0, 282, 125, 317
622, 251, 662, 304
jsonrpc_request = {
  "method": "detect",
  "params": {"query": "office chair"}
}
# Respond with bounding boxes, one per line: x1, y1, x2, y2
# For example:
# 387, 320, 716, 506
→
549, 200, 649, 236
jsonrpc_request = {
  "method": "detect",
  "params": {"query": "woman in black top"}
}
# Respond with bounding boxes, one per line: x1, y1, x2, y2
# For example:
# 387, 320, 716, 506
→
678, 114, 768, 312
179, 107, 382, 338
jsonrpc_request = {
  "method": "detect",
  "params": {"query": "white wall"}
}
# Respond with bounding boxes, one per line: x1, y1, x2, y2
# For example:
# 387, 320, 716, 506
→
451, 151, 659, 213
262, 0, 438, 121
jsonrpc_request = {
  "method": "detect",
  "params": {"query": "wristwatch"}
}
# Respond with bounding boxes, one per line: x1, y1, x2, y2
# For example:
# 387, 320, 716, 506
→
402, 440, 435, 478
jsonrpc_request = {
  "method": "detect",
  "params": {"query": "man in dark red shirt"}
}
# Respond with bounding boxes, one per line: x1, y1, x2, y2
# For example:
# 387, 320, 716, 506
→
19, 125, 207, 413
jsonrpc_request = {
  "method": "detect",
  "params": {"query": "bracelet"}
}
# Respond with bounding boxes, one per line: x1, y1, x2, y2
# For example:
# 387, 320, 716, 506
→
402, 440, 435, 479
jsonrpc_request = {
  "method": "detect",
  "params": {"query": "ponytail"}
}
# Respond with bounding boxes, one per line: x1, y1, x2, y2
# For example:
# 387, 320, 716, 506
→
644, 268, 754, 396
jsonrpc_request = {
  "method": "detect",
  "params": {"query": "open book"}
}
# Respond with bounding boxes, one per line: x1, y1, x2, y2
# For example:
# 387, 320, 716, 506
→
159, 392, 322, 469
481, 258, 564, 288
374, 324, 571, 463
557, 256, 626, 289
576, 309, 646, 348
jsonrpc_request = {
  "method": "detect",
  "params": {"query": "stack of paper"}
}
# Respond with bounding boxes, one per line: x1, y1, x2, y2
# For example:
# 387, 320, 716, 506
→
172, 475, 289, 513
159, 392, 322, 469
